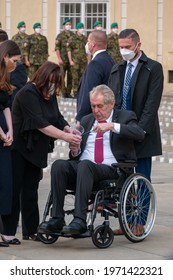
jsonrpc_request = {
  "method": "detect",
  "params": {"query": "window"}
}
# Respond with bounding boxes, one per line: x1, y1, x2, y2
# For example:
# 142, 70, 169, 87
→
168, 71, 173, 83
56, 0, 109, 36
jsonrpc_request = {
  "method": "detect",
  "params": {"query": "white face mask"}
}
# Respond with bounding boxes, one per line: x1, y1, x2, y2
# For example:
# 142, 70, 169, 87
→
65, 25, 71, 31
19, 27, 26, 33
112, 28, 118, 34
120, 44, 138, 61
85, 42, 91, 55
96, 26, 103, 31
78, 28, 85, 35
35, 28, 41, 34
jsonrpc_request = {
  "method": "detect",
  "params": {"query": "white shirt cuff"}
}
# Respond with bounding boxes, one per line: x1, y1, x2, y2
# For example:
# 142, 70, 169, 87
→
113, 123, 120, 134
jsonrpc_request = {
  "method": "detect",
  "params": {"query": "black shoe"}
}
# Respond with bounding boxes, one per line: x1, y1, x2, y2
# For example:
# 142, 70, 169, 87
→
40, 218, 65, 233
62, 217, 87, 235
22, 234, 40, 241
1, 236, 21, 245
0, 241, 9, 247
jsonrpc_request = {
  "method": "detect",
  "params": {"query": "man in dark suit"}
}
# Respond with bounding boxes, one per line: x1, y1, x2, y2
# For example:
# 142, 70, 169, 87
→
76, 30, 115, 123
42, 85, 145, 236
108, 28, 163, 182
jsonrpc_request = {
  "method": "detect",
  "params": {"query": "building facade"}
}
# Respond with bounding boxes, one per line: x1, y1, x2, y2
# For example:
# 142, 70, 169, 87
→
0, 0, 173, 93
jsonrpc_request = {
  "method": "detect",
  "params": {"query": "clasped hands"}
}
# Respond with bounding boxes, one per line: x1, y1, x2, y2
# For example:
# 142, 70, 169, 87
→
0, 128, 13, 147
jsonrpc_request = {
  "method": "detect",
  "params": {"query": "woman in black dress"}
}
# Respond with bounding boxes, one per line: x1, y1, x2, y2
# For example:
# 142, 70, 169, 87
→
1, 61, 81, 244
0, 40, 21, 247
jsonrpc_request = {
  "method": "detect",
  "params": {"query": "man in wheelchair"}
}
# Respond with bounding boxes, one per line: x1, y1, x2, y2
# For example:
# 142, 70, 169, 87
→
43, 84, 145, 236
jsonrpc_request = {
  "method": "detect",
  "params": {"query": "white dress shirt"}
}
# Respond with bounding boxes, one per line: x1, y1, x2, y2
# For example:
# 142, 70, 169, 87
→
80, 110, 120, 166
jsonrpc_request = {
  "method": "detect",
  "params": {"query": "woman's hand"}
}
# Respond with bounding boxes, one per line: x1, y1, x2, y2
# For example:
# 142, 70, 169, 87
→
63, 133, 82, 145
3, 131, 13, 147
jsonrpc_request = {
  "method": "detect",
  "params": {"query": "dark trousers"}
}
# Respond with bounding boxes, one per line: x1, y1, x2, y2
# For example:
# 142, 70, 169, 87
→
1, 150, 40, 236
135, 157, 152, 224
136, 157, 152, 181
51, 159, 118, 221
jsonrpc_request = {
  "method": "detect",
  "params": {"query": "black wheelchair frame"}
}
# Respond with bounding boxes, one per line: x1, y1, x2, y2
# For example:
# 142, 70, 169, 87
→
37, 162, 156, 249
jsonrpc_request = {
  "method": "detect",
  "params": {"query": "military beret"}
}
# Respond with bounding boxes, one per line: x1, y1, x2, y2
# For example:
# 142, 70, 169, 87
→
111, 22, 118, 28
33, 22, 41, 29
93, 21, 102, 27
76, 22, 84, 29
17, 21, 25, 29
63, 18, 71, 25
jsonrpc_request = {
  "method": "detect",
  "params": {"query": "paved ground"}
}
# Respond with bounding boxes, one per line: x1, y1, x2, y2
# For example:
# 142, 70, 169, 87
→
0, 161, 173, 260
0, 95, 173, 260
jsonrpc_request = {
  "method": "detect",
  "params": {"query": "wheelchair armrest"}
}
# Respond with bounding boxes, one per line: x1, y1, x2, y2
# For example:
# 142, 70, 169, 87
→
111, 161, 137, 169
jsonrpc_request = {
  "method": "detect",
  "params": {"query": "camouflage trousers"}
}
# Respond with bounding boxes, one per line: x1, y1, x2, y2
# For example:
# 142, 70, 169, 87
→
70, 63, 87, 97
28, 64, 41, 79
61, 62, 72, 97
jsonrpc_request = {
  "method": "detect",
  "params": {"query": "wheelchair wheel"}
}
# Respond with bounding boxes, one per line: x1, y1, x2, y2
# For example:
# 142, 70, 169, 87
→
37, 232, 58, 244
92, 225, 114, 248
118, 173, 156, 243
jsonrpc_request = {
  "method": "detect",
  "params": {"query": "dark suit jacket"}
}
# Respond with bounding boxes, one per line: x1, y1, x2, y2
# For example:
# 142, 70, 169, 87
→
108, 51, 164, 158
76, 51, 115, 121
70, 109, 145, 163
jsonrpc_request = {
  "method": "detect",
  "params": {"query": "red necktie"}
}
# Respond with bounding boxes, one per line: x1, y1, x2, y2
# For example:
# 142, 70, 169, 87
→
94, 121, 106, 164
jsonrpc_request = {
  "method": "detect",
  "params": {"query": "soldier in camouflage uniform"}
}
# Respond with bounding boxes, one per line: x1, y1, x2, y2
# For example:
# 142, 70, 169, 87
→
26, 22, 48, 79
55, 18, 75, 98
107, 22, 122, 63
11, 21, 30, 72
93, 21, 103, 30
67, 22, 87, 97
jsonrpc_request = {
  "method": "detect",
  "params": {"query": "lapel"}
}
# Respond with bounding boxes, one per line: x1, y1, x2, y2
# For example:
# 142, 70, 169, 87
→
131, 60, 143, 100
110, 109, 118, 140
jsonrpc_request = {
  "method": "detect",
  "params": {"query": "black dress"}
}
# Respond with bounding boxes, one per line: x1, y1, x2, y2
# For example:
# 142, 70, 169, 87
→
0, 90, 12, 215
1, 83, 69, 236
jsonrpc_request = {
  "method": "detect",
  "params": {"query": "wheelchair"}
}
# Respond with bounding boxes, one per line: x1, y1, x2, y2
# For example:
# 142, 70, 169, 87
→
37, 161, 156, 249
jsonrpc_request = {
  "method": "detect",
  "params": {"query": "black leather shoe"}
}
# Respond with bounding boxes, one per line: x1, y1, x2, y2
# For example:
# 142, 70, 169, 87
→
62, 217, 87, 235
40, 218, 65, 233
22, 234, 40, 241
1, 236, 21, 245
0, 241, 9, 247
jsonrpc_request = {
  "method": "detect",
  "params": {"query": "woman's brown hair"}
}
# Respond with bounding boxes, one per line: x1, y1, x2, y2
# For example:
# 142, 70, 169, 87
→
0, 40, 21, 92
29, 61, 64, 99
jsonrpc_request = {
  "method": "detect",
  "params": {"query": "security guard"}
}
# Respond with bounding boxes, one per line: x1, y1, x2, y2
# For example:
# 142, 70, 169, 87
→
67, 22, 87, 97
55, 18, 75, 98
27, 22, 49, 79
11, 21, 30, 70
107, 22, 122, 63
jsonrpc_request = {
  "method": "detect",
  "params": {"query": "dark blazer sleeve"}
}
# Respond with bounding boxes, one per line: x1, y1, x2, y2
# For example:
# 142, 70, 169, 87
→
135, 62, 163, 134
76, 60, 103, 121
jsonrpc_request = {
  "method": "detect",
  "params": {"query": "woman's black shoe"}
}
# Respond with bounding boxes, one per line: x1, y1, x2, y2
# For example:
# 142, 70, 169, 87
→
22, 234, 40, 241
0, 241, 9, 247
1, 236, 21, 245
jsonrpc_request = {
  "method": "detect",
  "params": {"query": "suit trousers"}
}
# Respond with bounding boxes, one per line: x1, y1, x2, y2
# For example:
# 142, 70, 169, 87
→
1, 150, 40, 236
51, 159, 118, 221
135, 157, 152, 224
